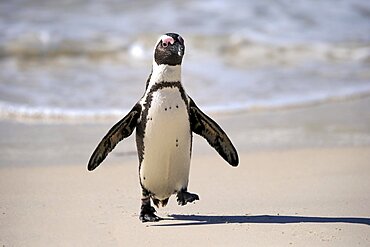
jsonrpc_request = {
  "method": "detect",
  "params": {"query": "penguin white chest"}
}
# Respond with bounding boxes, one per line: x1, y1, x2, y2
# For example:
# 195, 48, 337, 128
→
140, 87, 191, 200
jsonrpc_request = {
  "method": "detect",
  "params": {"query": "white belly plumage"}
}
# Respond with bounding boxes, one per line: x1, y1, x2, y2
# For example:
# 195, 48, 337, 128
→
140, 88, 191, 200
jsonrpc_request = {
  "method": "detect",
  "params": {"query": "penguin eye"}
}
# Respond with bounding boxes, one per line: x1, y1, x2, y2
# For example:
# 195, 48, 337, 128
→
160, 36, 175, 48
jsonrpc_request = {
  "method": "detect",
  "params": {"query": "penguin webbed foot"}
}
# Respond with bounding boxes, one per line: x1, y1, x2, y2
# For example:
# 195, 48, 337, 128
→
139, 205, 163, 223
140, 212, 162, 223
140, 189, 163, 222
177, 190, 199, 206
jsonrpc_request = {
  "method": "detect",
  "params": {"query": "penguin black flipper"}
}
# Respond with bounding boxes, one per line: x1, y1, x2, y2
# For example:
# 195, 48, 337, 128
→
189, 98, 239, 167
87, 104, 141, 171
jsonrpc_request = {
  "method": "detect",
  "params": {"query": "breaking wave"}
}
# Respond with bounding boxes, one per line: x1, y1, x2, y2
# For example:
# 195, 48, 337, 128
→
1, 0, 370, 122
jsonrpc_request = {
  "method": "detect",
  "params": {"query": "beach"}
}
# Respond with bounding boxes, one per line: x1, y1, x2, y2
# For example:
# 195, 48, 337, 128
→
1, 97, 370, 246
1, 1, 370, 245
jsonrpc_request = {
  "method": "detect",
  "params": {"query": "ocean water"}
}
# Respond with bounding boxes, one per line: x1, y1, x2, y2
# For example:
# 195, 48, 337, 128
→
0, 0, 370, 121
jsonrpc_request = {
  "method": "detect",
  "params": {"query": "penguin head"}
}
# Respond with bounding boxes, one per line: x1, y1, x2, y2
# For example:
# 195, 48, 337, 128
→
154, 33, 185, 66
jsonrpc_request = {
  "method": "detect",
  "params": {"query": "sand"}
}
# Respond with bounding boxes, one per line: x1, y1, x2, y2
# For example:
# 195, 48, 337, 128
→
1, 98, 370, 246
1, 148, 370, 246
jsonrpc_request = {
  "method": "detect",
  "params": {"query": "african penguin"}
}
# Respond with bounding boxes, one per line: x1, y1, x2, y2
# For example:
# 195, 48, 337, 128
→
88, 33, 239, 223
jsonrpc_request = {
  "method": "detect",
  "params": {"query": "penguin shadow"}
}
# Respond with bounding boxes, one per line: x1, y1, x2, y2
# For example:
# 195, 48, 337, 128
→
153, 214, 370, 227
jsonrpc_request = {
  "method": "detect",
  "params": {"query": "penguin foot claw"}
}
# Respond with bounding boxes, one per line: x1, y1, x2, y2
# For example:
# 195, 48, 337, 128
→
177, 191, 199, 206
139, 205, 163, 223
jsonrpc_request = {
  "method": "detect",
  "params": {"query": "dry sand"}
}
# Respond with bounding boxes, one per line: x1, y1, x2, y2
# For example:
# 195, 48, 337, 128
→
1, 148, 369, 246
1, 98, 370, 246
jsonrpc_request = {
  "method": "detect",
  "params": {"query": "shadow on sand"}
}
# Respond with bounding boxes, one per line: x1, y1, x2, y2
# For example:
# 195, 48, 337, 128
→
153, 214, 370, 227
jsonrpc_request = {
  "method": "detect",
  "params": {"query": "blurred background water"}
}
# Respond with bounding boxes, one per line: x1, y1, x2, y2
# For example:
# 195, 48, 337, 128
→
0, 0, 370, 120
